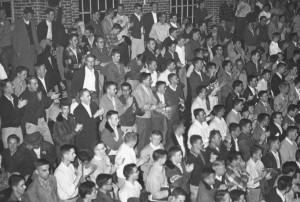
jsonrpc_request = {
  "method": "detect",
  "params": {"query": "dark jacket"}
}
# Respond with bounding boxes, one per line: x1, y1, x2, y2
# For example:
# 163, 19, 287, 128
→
262, 151, 281, 187
130, 14, 143, 39
37, 20, 58, 47
186, 149, 208, 186
0, 94, 22, 128
100, 122, 124, 154
189, 70, 210, 98
56, 7, 68, 47
196, 178, 216, 202
37, 76, 54, 97
27, 140, 56, 167
243, 86, 258, 103
245, 60, 261, 77
269, 122, 284, 141
266, 188, 284, 202
238, 132, 254, 162
143, 11, 157, 40
271, 73, 285, 97
225, 91, 241, 114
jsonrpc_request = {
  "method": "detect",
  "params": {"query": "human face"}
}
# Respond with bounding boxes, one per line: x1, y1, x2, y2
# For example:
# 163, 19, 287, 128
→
289, 130, 298, 141
248, 22, 254, 30
143, 76, 152, 87
28, 79, 39, 92
24, 13, 33, 22
254, 150, 262, 161
86, 187, 97, 200
150, 134, 162, 146
18, 70, 28, 81
8, 138, 19, 154
157, 84, 166, 94
205, 173, 215, 186
178, 38, 185, 47
225, 62, 232, 72
260, 92, 268, 102
80, 91, 91, 105
169, 44, 176, 53
14, 180, 26, 195
131, 166, 140, 180
94, 143, 107, 157
171, 16, 177, 23
104, 178, 113, 191
199, 89, 207, 99
69, 36, 78, 48
273, 139, 280, 151
275, 114, 283, 125
263, 72, 271, 81
151, 4, 158, 13
121, 86, 131, 98
85, 56, 95, 69
148, 40, 156, 51
93, 12, 100, 21
159, 14, 166, 24
213, 134, 222, 147
177, 124, 186, 135
193, 31, 200, 41
107, 85, 117, 97
36, 164, 50, 180
250, 78, 258, 88
109, 114, 119, 127
37, 65, 47, 78
172, 151, 183, 164
61, 106, 70, 117
135, 6, 142, 15
173, 195, 186, 202
0, 9, 6, 21
112, 53, 121, 63
193, 139, 204, 151
243, 123, 252, 134
5, 81, 15, 95
236, 102, 243, 112
47, 11, 55, 22
195, 60, 203, 71
96, 38, 105, 49
214, 164, 226, 176
117, 6, 124, 15
232, 127, 241, 138
171, 75, 180, 85
64, 148, 76, 162
149, 61, 157, 72
197, 111, 206, 123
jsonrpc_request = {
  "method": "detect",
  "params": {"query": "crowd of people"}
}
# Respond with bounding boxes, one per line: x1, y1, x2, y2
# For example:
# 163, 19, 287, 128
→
2, 0, 300, 201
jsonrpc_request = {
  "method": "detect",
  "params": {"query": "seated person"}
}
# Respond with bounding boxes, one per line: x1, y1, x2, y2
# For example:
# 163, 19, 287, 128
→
196, 167, 216, 202
229, 190, 246, 202
7, 174, 30, 201
96, 174, 120, 202
214, 190, 232, 202
77, 181, 97, 202
168, 187, 187, 202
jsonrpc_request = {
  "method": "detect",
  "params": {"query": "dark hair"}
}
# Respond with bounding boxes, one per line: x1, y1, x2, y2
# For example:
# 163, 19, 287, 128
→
239, 118, 252, 129
105, 81, 117, 90
150, 2, 158, 7
215, 190, 229, 202
268, 136, 279, 146
124, 132, 137, 143
230, 189, 246, 202
7, 134, 20, 144
212, 105, 225, 116
121, 82, 132, 90
257, 113, 270, 123
153, 149, 168, 161
156, 81, 166, 89
45, 8, 54, 15
222, 60, 231, 69
171, 187, 187, 198
168, 146, 182, 159
151, 130, 163, 138
34, 158, 50, 168
79, 181, 95, 198
60, 144, 76, 157
96, 174, 112, 188
282, 161, 297, 175
247, 75, 257, 83
8, 175, 25, 188
112, 23, 122, 30
68, 33, 78, 43
106, 110, 118, 120
271, 111, 282, 121
232, 98, 243, 108
190, 135, 202, 146
78, 88, 90, 99
287, 126, 298, 136
139, 72, 151, 83
24, 7, 34, 14
193, 108, 205, 118
134, 3, 142, 9
200, 167, 215, 180
123, 163, 137, 179
16, 66, 28, 74
169, 27, 178, 35
196, 85, 206, 96
77, 151, 91, 162
277, 176, 293, 191
229, 123, 240, 133
250, 145, 262, 157
258, 90, 268, 98
288, 104, 298, 113
227, 151, 242, 163
168, 73, 177, 82
232, 80, 243, 90
85, 25, 95, 33
209, 130, 221, 141
111, 49, 121, 57
192, 57, 203, 66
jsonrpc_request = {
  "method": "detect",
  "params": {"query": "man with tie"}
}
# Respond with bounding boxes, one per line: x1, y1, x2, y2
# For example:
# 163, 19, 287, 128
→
229, 123, 241, 152
243, 75, 258, 103
245, 50, 261, 77
279, 126, 298, 164
225, 80, 244, 114
254, 90, 273, 115
269, 112, 284, 140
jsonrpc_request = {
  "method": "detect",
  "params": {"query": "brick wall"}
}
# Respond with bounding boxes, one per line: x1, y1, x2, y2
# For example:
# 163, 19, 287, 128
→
121, 0, 170, 16
205, 0, 221, 24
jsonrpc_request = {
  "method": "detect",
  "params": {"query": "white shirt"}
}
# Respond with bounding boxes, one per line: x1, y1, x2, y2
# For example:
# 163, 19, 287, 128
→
158, 69, 173, 86
156, 92, 165, 104
271, 151, 281, 169
188, 120, 210, 148
295, 87, 300, 100
33, 147, 41, 159
119, 181, 142, 202
248, 86, 256, 95
285, 137, 294, 146
246, 158, 265, 188
54, 162, 78, 200
191, 97, 210, 122
175, 135, 186, 157
151, 11, 158, 23
170, 22, 178, 28
82, 103, 92, 117
274, 122, 283, 134
38, 77, 47, 92
69, 46, 78, 62
209, 117, 228, 139
256, 78, 268, 92
46, 20, 52, 40
4, 94, 14, 107
0, 63, 7, 80
83, 67, 96, 92
269, 41, 282, 56
116, 143, 137, 178
233, 137, 239, 151
23, 18, 30, 25
176, 45, 186, 66
276, 188, 286, 202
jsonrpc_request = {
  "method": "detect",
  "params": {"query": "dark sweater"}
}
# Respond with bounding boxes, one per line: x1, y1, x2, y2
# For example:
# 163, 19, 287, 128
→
0, 94, 22, 128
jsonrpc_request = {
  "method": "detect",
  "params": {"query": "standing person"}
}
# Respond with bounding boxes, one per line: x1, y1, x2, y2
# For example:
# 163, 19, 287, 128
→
101, 8, 114, 36
0, 79, 27, 148
113, 4, 130, 41
245, 50, 261, 78
219, 0, 235, 29
27, 159, 59, 202
87, 10, 103, 37
0, 7, 17, 77
279, 126, 298, 164
235, 0, 251, 41
12, 66, 28, 97
73, 89, 104, 151
13, 7, 40, 75
54, 144, 82, 202
143, 2, 158, 41
130, 3, 145, 59
37, 8, 57, 46
149, 13, 171, 45
194, 0, 213, 25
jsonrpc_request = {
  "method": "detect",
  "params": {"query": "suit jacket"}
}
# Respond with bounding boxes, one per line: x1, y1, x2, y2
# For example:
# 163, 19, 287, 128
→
73, 102, 100, 150
196, 179, 216, 202
63, 46, 83, 80
283, 115, 296, 126
226, 110, 242, 125
27, 140, 56, 167
70, 67, 100, 99
266, 188, 284, 202
81, 35, 95, 55
169, 133, 188, 157
287, 41, 300, 60
243, 86, 258, 103
130, 14, 143, 39
37, 76, 54, 96
218, 71, 233, 98
288, 84, 300, 105
269, 122, 283, 141
205, 145, 228, 162
100, 121, 124, 153
95, 191, 120, 202
238, 132, 254, 161
279, 138, 298, 164
0, 94, 22, 128
262, 151, 281, 187
252, 124, 266, 142
186, 150, 208, 186
104, 61, 126, 88
271, 73, 285, 97
225, 91, 241, 114
143, 11, 157, 40
37, 20, 58, 46
245, 60, 261, 77
254, 100, 272, 115
189, 70, 210, 98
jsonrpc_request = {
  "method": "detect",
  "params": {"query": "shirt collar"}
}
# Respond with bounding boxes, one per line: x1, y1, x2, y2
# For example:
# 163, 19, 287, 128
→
285, 137, 294, 146
276, 188, 286, 202
46, 19, 52, 26
169, 85, 177, 91
23, 18, 30, 25
85, 66, 94, 73
150, 142, 161, 150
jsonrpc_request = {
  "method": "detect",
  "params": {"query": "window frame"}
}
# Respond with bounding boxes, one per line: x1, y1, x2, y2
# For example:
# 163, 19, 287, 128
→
170, 0, 197, 23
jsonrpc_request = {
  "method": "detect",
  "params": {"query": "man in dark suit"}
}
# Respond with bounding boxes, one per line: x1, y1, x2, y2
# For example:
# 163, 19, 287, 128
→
253, 113, 270, 143
168, 121, 187, 157
286, 50, 300, 74
266, 176, 292, 202
205, 130, 227, 161
35, 63, 54, 97
81, 25, 96, 55
73, 89, 104, 151
262, 136, 281, 187
225, 80, 244, 114
271, 63, 286, 97
143, 2, 158, 41
37, 8, 58, 47
229, 123, 241, 152
245, 50, 262, 77
70, 54, 100, 103
189, 57, 210, 98
286, 33, 300, 60
163, 27, 178, 49
283, 104, 298, 127
243, 75, 258, 103
238, 118, 254, 161
269, 112, 284, 141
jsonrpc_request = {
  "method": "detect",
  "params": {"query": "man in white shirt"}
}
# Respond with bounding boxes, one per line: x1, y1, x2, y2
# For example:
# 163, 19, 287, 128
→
141, 59, 158, 88
54, 144, 82, 201
257, 69, 271, 92
191, 85, 210, 122
158, 59, 176, 86
113, 4, 130, 41
37, 8, 55, 44
119, 163, 142, 202
149, 12, 170, 44
279, 126, 298, 164
267, 176, 292, 202
269, 32, 288, 56
188, 108, 210, 148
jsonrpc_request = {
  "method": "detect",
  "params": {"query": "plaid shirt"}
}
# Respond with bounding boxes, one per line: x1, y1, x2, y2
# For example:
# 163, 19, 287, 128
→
105, 31, 119, 51
87, 19, 103, 36
219, 2, 235, 22
225, 164, 249, 190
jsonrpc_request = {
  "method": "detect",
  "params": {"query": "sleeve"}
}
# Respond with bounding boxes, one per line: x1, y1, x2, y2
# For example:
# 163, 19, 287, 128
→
146, 175, 169, 200
238, 139, 251, 162
279, 143, 289, 164
53, 122, 78, 144
246, 164, 257, 187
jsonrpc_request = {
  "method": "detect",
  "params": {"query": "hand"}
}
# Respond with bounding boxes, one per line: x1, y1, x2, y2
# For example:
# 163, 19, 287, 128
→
186, 164, 194, 172
124, 66, 131, 73
94, 108, 104, 118
157, 102, 166, 109
17, 99, 28, 108
60, 82, 65, 90
248, 95, 254, 100
218, 184, 228, 190
75, 124, 83, 132
143, 104, 151, 110
170, 175, 182, 183
47, 90, 54, 97
261, 171, 267, 179
210, 153, 217, 163
132, 103, 137, 113
51, 92, 60, 100
115, 157, 125, 166
126, 97, 133, 107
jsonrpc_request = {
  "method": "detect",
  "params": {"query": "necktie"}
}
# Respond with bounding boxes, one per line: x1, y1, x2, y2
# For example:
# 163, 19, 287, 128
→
199, 151, 206, 165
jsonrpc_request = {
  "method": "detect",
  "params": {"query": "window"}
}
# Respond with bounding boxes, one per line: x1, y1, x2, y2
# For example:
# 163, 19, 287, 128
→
170, 0, 197, 23
79, 0, 119, 24
0, 0, 14, 22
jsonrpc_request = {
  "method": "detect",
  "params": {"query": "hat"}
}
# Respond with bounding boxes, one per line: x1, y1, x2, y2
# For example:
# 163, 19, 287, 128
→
24, 132, 43, 146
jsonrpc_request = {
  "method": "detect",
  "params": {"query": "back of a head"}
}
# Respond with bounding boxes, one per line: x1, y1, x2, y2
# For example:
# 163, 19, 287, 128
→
96, 173, 112, 188
277, 176, 292, 191
200, 167, 215, 180
230, 189, 246, 202
8, 174, 25, 188
79, 181, 95, 199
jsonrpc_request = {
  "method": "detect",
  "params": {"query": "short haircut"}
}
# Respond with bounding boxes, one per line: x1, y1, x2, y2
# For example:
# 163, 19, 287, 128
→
156, 80, 166, 89
78, 88, 90, 99
91, 141, 105, 154
258, 90, 268, 98
123, 163, 137, 179
200, 167, 215, 180
212, 105, 224, 116
222, 60, 231, 69
250, 145, 262, 157
227, 151, 242, 163
247, 75, 257, 83
150, 2, 158, 7
77, 151, 91, 162
105, 8, 114, 15
34, 158, 50, 169
272, 32, 280, 40
124, 132, 137, 143
251, 50, 259, 57
139, 72, 151, 83
271, 111, 282, 121
191, 28, 200, 37
169, 27, 178, 35
190, 135, 202, 146
151, 130, 163, 138
134, 3, 142, 9
232, 80, 243, 90
172, 121, 184, 133
68, 33, 78, 42
91, 9, 100, 15
288, 104, 298, 113
24, 7, 34, 14
229, 123, 240, 133
16, 66, 28, 74
159, 12, 167, 18
153, 149, 168, 161
277, 176, 293, 191
168, 73, 177, 82
60, 144, 76, 157
282, 161, 297, 175
85, 25, 95, 33
7, 134, 20, 143
287, 126, 298, 135
106, 110, 118, 120
277, 62, 287, 70
96, 174, 112, 188
209, 130, 221, 141
212, 160, 225, 168
85, 53, 95, 60
45, 8, 54, 15
230, 190, 246, 202
193, 108, 205, 118
260, 16, 267, 22
215, 190, 229, 202
192, 57, 203, 66
8, 174, 25, 188
26, 76, 37, 85
207, 62, 216, 70
261, 69, 271, 76
168, 146, 182, 159
233, 98, 243, 108
112, 23, 122, 30
196, 85, 206, 96
111, 49, 121, 57
239, 118, 252, 129
105, 81, 117, 90
257, 113, 270, 123
268, 136, 279, 146
121, 82, 132, 90
171, 187, 187, 198
117, 4, 124, 9
79, 181, 95, 199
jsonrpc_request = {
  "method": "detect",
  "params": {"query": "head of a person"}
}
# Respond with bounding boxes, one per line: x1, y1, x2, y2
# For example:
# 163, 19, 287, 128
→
59, 100, 71, 117
282, 161, 297, 176
227, 151, 243, 167
190, 135, 204, 151
212, 160, 226, 177
68, 33, 78, 48
191, 28, 201, 41
287, 104, 299, 117
259, 16, 267, 26
106, 110, 119, 127
24, 131, 43, 150
7, 134, 20, 154
193, 57, 204, 71
105, 8, 114, 19
124, 132, 138, 148
85, 25, 95, 37
250, 145, 263, 161
278, 82, 290, 95
168, 73, 179, 86
272, 32, 281, 43
233, 99, 244, 112
60, 144, 77, 162
96, 174, 113, 192
196, 85, 207, 99
34, 158, 50, 180
223, 60, 232, 73
277, 62, 287, 75
121, 82, 132, 98
268, 136, 280, 152
209, 130, 222, 148
248, 75, 257, 88
170, 13, 178, 24
45, 8, 55, 22
23, 7, 34, 21
232, 80, 243, 94
156, 81, 167, 94
166, 58, 176, 72
168, 146, 183, 164
239, 118, 252, 134
258, 90, 268, 103
139, 72, 152, 87
92, 141, 107, 157
229, 123, 241, 139
212, 105, 225, 118
286, 126, 298, 141
169, 187, 187, 202
251, 50, 260, 62
150, 130, 163, 147
16, 66, 28, 81
158, 12, 167, 24
214, 44, 223, 57
271, 111, 283, 125
91, 10, 100, 21
194, 108, 206, 123
95, 36, 105, 49
134, 3, 143, 15
257, 113, 270, 127
124, 163, 139, 181
79, 89, 91, 105
0, 79, 14, 95
206, 62, 217, 75
201, 167, 215, 186
117, 4, 124, 15
106, 81, 118, 97
79, 181, 97, 200
215, 190, 231, 202
147, 38, 156, 51
111, 49, 121, 63
112, 23, 122, 35
230, 189, 246, 202
150, 2, 158, 12
147, 59, 157, 72
172, 121, 185, 136
26, 76, 39, 92
206, 35, 214, 47
261, 69, 271, 81
35, 63, 47, 78
8, 175, 26, 195
153, 149, 168, 165
277, 176, 293, 194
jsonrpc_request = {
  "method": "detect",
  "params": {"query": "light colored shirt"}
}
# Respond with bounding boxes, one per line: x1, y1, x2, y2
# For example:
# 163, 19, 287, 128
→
46, 20, 52, 40
113, 14, 130, 40
90, 155, 112, 182
246, 158, 265, 188
38, 77, 47, 92
176, 45, 186, 65
81, 103, 92, 117
54, 162, 78, 200
83, 67, 96, 92
235, 1, 251, 18
0, 63, 7, 80
158, 69, 173, 86
233, 137, 239, 151
271, 151, 281, 169
119, 181, 142, 202
209, 117, 228, 139
152, 12, 158, 24
33, 147, 41, 159
188, 120, 210, 148
175, 134, 186, 157
276, 188, 286, 202
269, 41, 282, 56
157, 92, 165, 104
191, 96, 210, 122
256, 78, 268, 92
149, 22, 170, 42
115, 143, 137, 178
